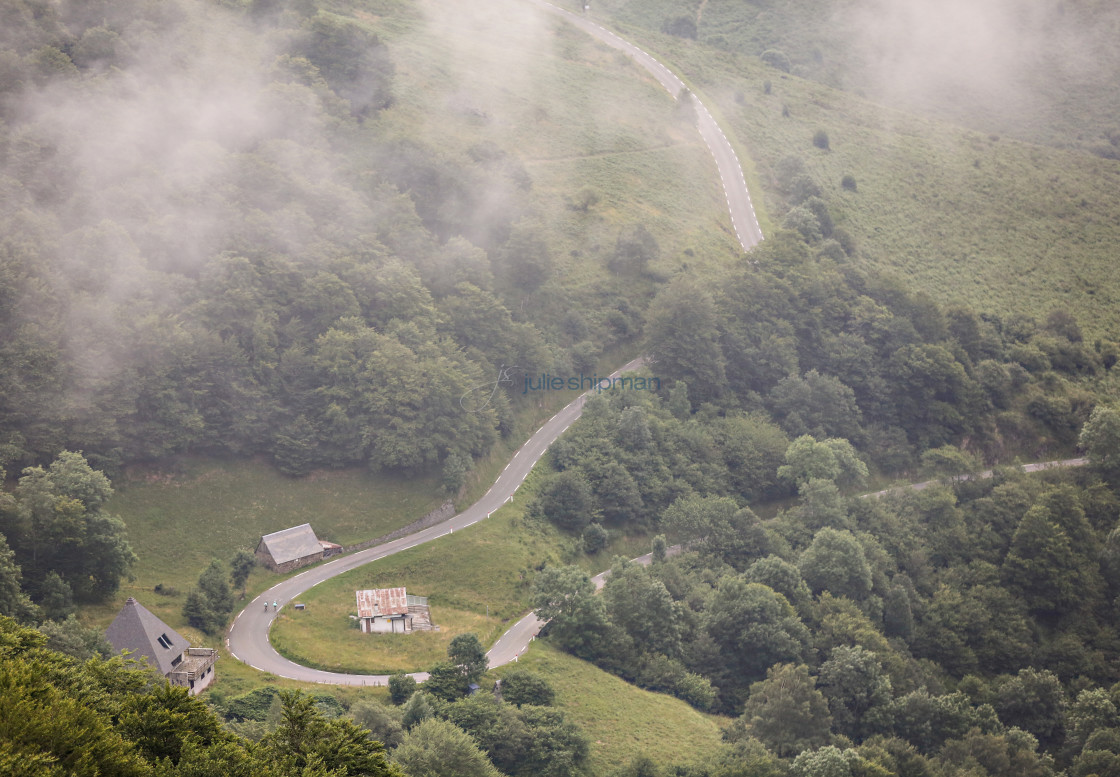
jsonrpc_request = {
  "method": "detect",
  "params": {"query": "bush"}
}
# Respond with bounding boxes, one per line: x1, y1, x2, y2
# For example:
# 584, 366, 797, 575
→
224, 687, 282, 721
532, 470, 595, 533
813, 129, 830, 150
841, 174, 857, 191
610, 223, 660, 276
501, 670, 556, 707
582, 522, 608, 554
761, 49, 791, 73
567, 186, 600, 212
661, 16, 697, 39
789, 174, 821, 205
442, 450, 469, 495
390, 672, 418, 705
182, 560, 234, 634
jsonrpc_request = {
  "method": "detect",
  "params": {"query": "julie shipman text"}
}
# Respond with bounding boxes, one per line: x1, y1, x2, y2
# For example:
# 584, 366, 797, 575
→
522, 374, 661, 394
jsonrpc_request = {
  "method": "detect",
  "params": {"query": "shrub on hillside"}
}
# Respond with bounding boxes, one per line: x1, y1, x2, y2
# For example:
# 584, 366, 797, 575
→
761, 49, 791, 72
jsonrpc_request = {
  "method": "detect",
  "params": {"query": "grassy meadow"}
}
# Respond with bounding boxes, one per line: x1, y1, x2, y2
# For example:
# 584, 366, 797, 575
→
85, 458, 443, 629
268, 493, 560, 676
269, 467, 659, 675
274, 600, 506, 676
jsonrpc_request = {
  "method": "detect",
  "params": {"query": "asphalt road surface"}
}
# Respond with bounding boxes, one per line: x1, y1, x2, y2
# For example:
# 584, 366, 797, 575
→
863, 458, 1087, 499
226, 358, 646, 685
527, 0, 764, 251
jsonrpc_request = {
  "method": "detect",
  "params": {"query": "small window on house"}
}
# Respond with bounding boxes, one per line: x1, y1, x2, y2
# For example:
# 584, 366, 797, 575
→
157, 634, 173, 649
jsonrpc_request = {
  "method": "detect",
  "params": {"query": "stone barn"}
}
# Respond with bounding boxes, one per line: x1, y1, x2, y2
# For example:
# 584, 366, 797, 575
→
256, 523, 327, 573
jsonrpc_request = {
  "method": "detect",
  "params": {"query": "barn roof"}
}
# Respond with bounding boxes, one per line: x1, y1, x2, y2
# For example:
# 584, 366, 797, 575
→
356, 588, 409, 618
105, 597, 189, 676
258, 523, 322, 565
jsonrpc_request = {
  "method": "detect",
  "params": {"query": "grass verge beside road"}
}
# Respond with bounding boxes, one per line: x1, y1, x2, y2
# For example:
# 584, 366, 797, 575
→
495, 640, 728, 775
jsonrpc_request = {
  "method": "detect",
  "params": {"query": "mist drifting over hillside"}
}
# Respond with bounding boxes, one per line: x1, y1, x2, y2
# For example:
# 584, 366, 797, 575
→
0, 0, 512, 474
840, 0, 1120, 146
596, 0, 1120, 149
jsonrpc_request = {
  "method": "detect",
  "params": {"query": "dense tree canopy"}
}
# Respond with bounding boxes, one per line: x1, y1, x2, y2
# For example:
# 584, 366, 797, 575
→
0, 615, 404, 776
0, 451, 135, 604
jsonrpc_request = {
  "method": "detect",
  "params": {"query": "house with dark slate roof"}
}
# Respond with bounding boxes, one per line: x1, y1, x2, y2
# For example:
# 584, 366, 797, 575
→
105, 597, 217, 695
255, 523, 329, 573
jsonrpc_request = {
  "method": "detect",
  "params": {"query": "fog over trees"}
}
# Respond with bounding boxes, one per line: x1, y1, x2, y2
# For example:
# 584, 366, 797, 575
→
4, 0, 1120, 776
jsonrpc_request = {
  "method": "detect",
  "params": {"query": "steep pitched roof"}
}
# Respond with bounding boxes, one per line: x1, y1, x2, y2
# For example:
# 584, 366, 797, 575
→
356, 587, 409, 618
257, 523, 322, 565
105, 597, 189, 676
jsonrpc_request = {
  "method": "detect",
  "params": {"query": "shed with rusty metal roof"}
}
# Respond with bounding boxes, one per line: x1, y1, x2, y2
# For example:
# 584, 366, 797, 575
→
356, 587, 416, 633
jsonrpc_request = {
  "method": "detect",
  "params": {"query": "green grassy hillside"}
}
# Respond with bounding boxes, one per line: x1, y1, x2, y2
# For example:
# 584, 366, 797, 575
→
496, 641, 728, 775
585, 0, 1120, 154
370, 0, 746, 283
546, 16, 1120, 342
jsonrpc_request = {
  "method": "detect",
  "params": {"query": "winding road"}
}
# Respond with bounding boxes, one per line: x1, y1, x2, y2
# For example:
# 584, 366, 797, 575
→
227, 3, 767, 686
227, 358, 645, 685
225, 6, 1084, 687
528, 1, 764, 251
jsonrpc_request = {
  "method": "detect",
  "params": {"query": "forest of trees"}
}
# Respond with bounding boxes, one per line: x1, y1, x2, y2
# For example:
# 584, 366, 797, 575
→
519, 170, 1120, 774
0, 613, 589, 777
0, 0, 645, 482
5, 0, 1120, 776
0, 613, 405, 776
528, 392, 1120, 775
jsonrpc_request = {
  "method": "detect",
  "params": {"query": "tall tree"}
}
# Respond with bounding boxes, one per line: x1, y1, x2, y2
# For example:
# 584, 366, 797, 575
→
500, 671, 555, 707
12, 451, 135, 600
817, 646, 892, 741
531, 565, 608, 660
992, 669, 1068, 751
297, 13, 394, 117
1002, 505, 1081, 616
645, 278, 727, 405
741, 663, 831, 757
184, 560, 235, 634
37, 570, 74, 621
798, 528, 873, 601
602, 562, 681, 659
230, 550, 256, 599
259, 690, 401, 776
0, 533, 39, 623
705, 578, 810, 703
447, 633, 488, 685
662, 495, 770, 570
1080, 405, 1120, 484
532, 472, 595, 533
778, 436, 868, 490
425, 662, 470, 702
